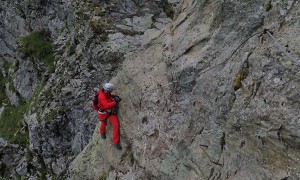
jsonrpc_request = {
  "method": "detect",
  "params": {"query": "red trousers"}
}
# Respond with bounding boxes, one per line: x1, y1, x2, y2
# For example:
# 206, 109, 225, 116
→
97, 113, 120, 145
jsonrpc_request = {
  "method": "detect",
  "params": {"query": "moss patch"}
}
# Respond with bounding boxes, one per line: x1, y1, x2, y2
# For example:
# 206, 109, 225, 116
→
25, 148, 33, 162
2, 61, 13, 70
45, 110, 58, 124
0, 103, 29, 146
0, 78, 45, 146
233, 69, 248, 91
118, 28, 142, 36
18, 31, 55, 72
98, 171, 108, 180
89, 19, 109, 41
37, 156, 47, 180
162, 0, 174, 18
264, 0, 272, 12
0, 72, 8, 105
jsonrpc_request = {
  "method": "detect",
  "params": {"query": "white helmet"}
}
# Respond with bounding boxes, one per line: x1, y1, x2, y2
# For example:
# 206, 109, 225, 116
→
103, 83, 113, 91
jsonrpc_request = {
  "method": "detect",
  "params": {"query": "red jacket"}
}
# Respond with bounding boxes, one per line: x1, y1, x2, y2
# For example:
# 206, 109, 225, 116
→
97, 90, 116, 111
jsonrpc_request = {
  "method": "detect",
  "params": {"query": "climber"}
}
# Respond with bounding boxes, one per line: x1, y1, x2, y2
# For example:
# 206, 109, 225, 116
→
97, 83, 122, 150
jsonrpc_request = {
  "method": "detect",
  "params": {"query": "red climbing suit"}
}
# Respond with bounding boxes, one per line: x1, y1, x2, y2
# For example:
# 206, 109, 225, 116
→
97, 90, 120, 145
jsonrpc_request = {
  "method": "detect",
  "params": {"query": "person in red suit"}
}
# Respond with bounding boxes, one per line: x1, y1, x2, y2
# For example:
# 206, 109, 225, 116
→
97, 83, 122, 150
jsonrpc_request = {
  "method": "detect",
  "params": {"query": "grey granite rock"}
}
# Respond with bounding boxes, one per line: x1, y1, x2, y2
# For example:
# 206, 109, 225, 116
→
1, 0, 300, 179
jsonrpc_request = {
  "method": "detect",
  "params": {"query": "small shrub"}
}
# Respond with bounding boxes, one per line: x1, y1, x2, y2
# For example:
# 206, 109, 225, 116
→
89, 19, 109, 41
233, 69, 248, 91
89, 19, 105, 34
76, 9, 85, 20
162, 0, 174, 18
118, 29, 141, 36
87, 62, 95, 70
93, 6, 104, 16
18, 31, 55, 72
44, 88, 54, 101
2, 61, 13, 70
16, 5, 26, 19
100, 31, 109, 41
264, 0, 272, 12
247, 48, 254, 57
45, 110, 58, 124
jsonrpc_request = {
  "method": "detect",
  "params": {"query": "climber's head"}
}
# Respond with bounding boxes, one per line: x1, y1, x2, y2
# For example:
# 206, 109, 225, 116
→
103, 83, 113, 93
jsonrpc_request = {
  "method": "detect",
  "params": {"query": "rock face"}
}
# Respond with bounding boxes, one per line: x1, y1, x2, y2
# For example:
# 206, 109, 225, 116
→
0, 138, 25, 178
71, 0, 300, 179
1, 0, 300, 179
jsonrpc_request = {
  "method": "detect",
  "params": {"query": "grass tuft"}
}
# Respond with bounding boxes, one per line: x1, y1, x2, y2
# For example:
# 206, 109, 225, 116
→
162, 0, 175, 19
264, 0, 272, 12
233, 69, 248, 91
0, 79, 45, 146
0, 102, 30, 146
18, 31, 55, 72
0, 72, 8, 105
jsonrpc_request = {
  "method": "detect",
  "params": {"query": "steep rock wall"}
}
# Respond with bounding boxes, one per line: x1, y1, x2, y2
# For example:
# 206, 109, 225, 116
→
71, 0, 300, 179
0, 0, 299, 179
0, 0, 176, 179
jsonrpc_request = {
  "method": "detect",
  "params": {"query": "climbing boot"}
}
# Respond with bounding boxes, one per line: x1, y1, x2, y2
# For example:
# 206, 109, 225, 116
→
101, 133, 106, 139
113, 143, 122, 150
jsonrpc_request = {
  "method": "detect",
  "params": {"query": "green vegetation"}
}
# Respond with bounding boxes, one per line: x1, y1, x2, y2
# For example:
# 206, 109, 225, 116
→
283, 60, 293, 66
0, 72, 8, 105
0, 102, 30, 146
7, 78, 15, 91
100, 31, 109, 41
37, 156, 47, 180
1, 61, 18, 93
264, 0, 272, 12
98, 171, 108, 180
93, 6, 104, 16
151, 16, 156, 29
89, 19, 109, 41
31, 81, 46, 108
44, 88, 54, 102
44, 107, 65, 124
45, 110, 58, 124
233, 69, 248, 91
97, 165, 116, 180
247, 48, 254, 57
76, 8, 85, 20
0, 78, 46, 146
18, 31, 55, 72
16, 5, 26, 19
118, 28, 141, 36
2, 61, 13, 70
127, 150, 134, 166
162, 0, 174, 18
87, 62, 95, 70
25, 148, 33, 162
65, 39, 71, 49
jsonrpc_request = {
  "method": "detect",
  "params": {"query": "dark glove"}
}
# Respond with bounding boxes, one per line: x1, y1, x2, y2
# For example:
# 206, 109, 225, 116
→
112, 95, 121, 103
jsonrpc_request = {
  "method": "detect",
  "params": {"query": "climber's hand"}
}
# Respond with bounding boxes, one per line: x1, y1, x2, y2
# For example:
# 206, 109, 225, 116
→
113, 95, 121, 103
